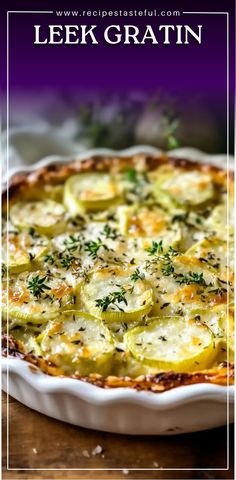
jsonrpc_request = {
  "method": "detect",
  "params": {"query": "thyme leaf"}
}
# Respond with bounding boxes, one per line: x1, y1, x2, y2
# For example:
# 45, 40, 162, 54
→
158, 335, 167, 341
125, 168, 138, 183
44, 254, 55, 265
163, 246, 178, 260
63, 235, 82, 252
130, 268, 145, 282
171, 213, 189, 224
102, 224, 118, 240
162, 264, 175, 276
145, 240, 163, 256
95, 287, 128, 312
60, 254, 76, 269
84, 238, 108, 260
27, 275, 51, 298
175, 272, 206, 286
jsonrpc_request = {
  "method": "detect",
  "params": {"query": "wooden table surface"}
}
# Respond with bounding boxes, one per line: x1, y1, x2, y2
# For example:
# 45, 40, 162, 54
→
2, 392, 234, 480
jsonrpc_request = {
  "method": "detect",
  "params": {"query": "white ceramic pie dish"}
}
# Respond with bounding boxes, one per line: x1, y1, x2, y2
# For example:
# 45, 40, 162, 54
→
2, 144, 234, 435
2, 357, 234, 435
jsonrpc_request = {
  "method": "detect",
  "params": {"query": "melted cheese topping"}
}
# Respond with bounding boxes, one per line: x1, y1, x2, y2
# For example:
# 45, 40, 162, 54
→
2, 160, 234, 376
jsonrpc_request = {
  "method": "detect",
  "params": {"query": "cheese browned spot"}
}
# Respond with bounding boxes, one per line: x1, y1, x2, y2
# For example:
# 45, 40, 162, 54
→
2, 156, 234, 384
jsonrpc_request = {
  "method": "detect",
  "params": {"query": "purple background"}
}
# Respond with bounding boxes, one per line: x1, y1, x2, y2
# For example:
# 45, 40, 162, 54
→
1, 0, 234, 93
1, 0, 235, 152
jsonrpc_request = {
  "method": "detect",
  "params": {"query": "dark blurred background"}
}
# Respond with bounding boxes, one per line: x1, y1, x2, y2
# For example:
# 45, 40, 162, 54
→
6, 90, 233, 154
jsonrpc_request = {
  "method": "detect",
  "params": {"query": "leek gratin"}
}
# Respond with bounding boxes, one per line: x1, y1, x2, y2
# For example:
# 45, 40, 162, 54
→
2, 154, 234, 390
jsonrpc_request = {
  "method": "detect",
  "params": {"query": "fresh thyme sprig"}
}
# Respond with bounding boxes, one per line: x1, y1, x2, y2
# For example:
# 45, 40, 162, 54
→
161, 246, 179, 274
164, 246, 178, 260
171, 213, 189, 224
162, 264, 175, 276
95, 287, 128, 312
60, 254, 76, 269
130, 268, 145, 282
63, 234, 82, 252
175, 272, 206, 286
144, 244, 179, 278
44, 254, 55, 265
145, 240, 163, 256
102, 224, 118, 240
27, 275, 51, 298
84, 238, 108, 260
125, 168, 138, 183
145, 242, 179, 260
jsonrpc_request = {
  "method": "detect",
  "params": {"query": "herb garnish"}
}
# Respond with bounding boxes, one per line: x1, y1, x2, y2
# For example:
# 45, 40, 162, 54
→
1, 263, 7, 277
209, 287, 227, 296
160, 246, 179, 276
146, 243, 178, 276
164, 246, 178, 259
162, 264, 175, 276
175, 272, 206, 286
27, 275, 51, 298
63, 235, 82, 252
84, 238, 108, 259
126, 168, 137, 183
171, 213, 189, 224
125, 168, 150, 201
28, 227, 40, 239
95, 287, 128, 311
158, 335, 167, 341
60, 254, 76, 269
146, 240, 163, 256
44, 254, 55, 265
130, 268, 145, 282
102, 224, 118, 240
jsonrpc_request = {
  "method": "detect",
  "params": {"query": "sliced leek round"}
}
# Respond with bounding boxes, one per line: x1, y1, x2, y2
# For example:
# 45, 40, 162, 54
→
155, 171, 214, 209
64, 173, 120, 215
186, 237, 233, 281
118, 205, 167, 237
205, 204, 234, 240
9, 327, 43, 356
81, 266, 154, 321
38, 311, 114, 375
187, 307, 234, 363
217, 307, 234, 357
197, 308, 225, 334
10, 200, 66, 236
2, 230, 49, 273
125, 316, 216, 372
218, 308, 234, 340
2, 270, 76, 324
170, 254, 219, 290
214, 305, 235, 356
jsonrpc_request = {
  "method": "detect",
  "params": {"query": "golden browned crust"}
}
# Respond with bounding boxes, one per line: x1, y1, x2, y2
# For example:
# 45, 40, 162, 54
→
2, 153, 234, 390
2, 153, 232, 209
2, 335, 234, 392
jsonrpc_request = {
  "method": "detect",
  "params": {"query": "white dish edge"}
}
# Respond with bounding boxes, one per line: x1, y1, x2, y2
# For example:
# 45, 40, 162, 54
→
2, 144, 234, 434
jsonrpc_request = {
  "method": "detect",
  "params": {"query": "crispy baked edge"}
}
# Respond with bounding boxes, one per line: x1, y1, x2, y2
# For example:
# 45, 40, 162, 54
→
3, 153, 233, 206
2, 335, 234, 392
2, 153, 234, 391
